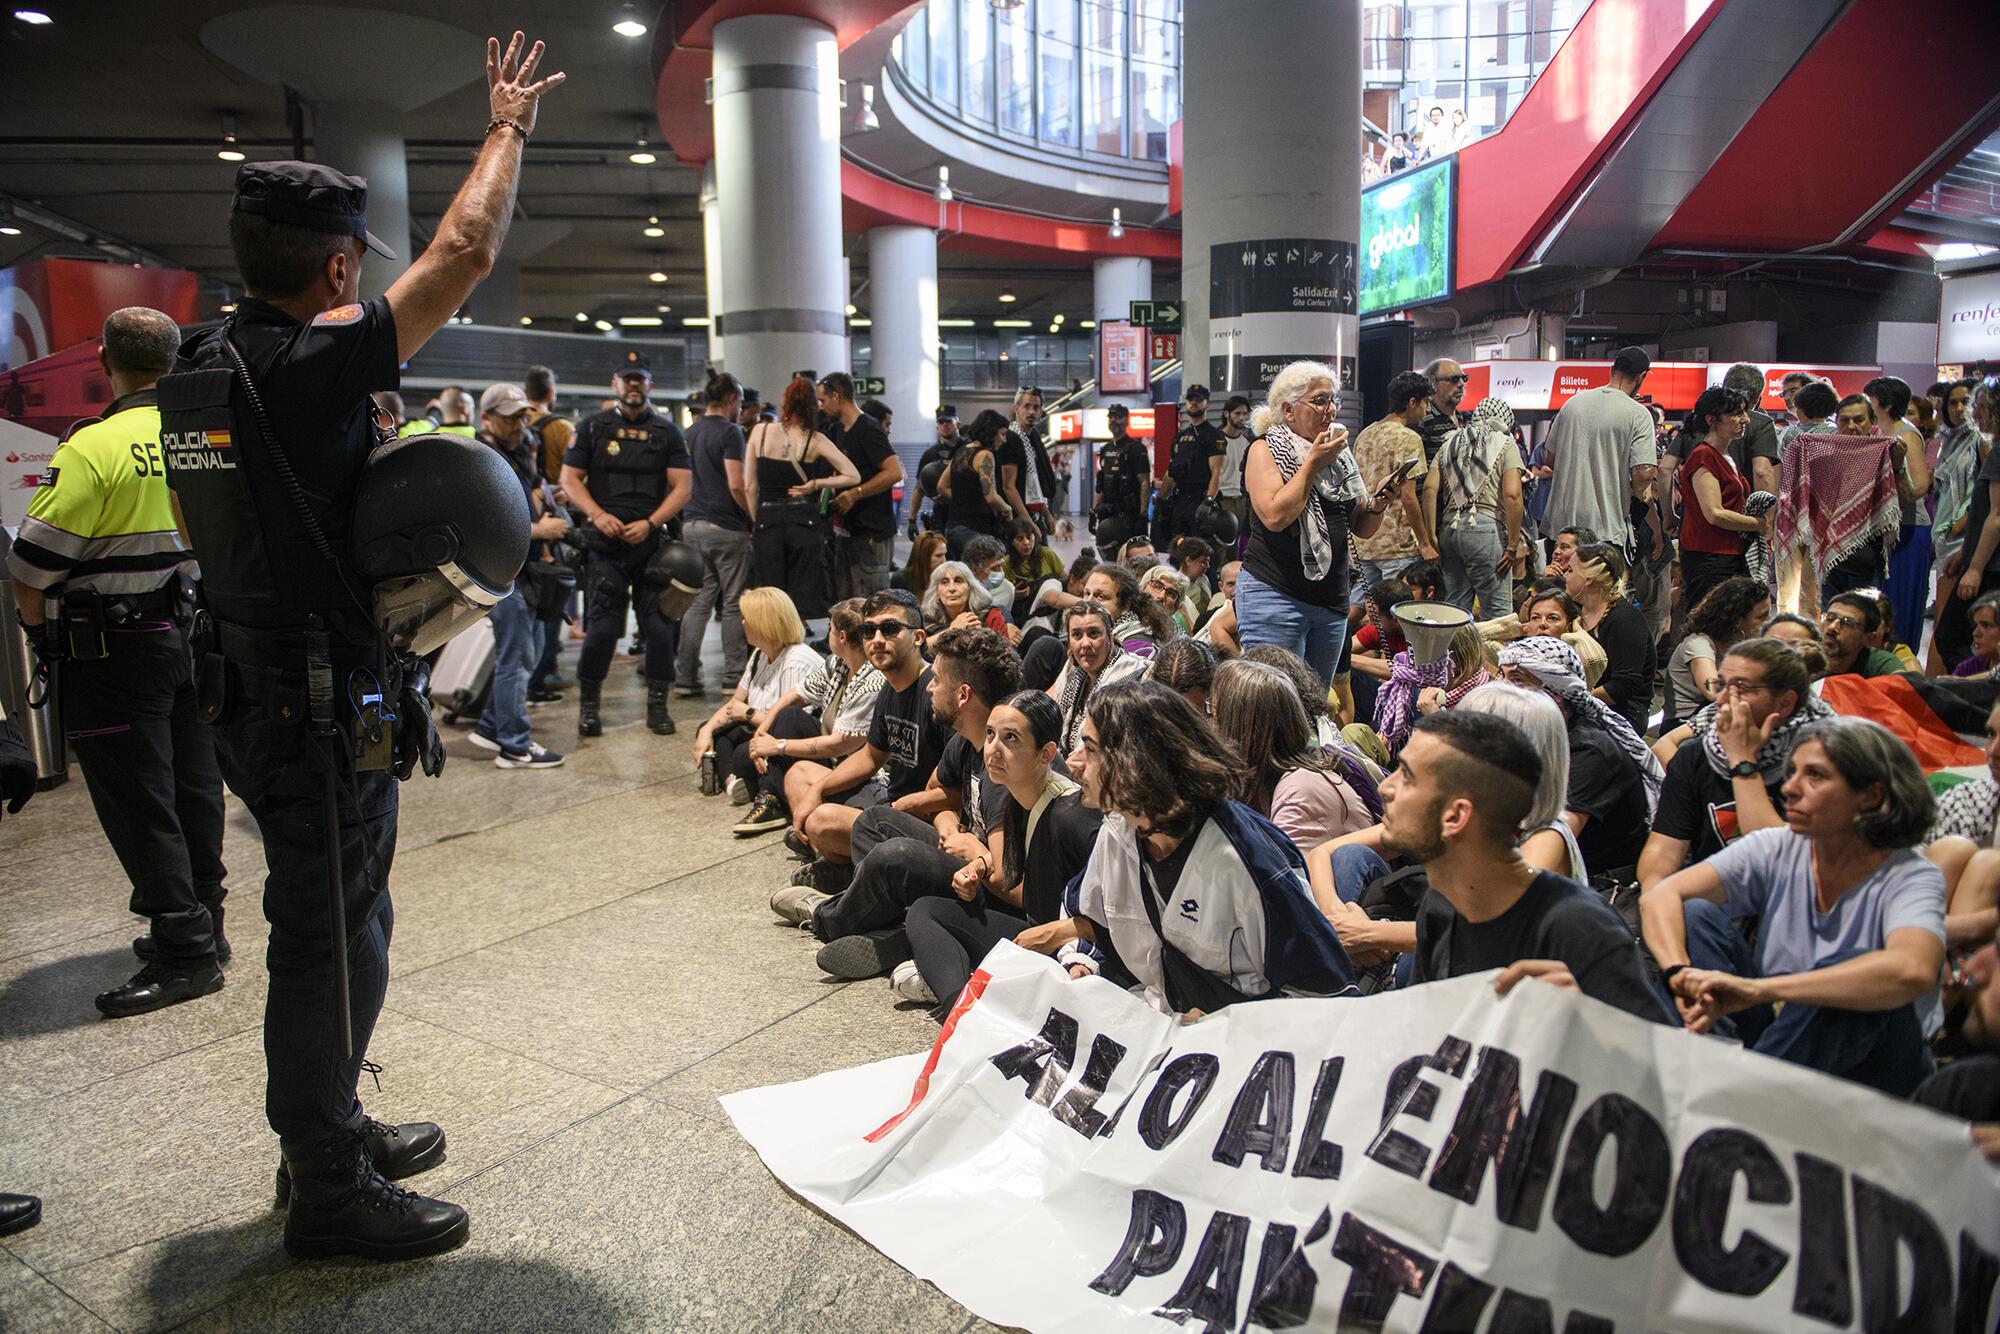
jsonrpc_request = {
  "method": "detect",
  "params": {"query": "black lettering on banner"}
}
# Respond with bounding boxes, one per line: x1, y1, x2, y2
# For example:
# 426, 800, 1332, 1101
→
1425, 1047, 1578, 1232
1245, 1209, 1331, 1331
1139, 1053, 1222, 1151
1551, 1093, 1671, 1257
1052, 1031, 1129, 1139
1212, 1050, 1295, 1173
1097, 1048, 1171, 1140
1852, 1173, 1952, 1334
1955, 1232, 2000, 1334
1155, 1209, 1249, 1334
1485, 1290, 1615, 1334
1330, 1212, 1439, 1330
1369, 1038, 1472, 1179
988, 1006, 1079, 1109
1415, 1262, 1495, 1333
1090, 1189, 1187, 1296
1793, 1153, 1853, 1327
1291, 1057, 1346, 1180
1671, 1128, 1793, 1297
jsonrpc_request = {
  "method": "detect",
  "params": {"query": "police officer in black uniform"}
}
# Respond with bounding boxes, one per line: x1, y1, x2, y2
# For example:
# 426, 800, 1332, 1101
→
156, 31, 566, 1263
559, 350, 693, 737
1157, 384, 1223, 549
1091, 404, 1153, 558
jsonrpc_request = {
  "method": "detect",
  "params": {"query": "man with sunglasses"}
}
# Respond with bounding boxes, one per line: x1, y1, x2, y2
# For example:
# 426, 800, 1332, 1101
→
783, 590, 945, 890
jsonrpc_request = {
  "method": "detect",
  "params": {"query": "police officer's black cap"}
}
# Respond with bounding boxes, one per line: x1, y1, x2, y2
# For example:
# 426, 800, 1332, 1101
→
1185, 384, 1210, 401
614, 350, 653, 379
936, 404, 958, 422
742, 387, 762, 406
231, 161, 396, 260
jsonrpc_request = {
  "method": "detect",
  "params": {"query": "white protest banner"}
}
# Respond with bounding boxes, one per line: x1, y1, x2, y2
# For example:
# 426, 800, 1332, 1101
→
726, 942, 2000, 1333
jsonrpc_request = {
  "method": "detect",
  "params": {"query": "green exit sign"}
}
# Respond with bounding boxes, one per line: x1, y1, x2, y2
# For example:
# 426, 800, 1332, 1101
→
1128, 300, 1182, 333
853, 376, 887, 396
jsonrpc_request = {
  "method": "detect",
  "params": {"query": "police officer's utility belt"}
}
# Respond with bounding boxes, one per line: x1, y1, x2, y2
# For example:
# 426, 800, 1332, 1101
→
50, 584, 189, 660
196, 619, 417, 777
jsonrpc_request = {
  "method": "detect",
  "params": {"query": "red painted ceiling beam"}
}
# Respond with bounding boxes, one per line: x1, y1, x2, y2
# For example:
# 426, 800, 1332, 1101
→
840, 161, 1179, 263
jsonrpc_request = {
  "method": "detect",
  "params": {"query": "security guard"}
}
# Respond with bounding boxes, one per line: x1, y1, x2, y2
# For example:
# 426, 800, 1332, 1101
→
7, 307, 227, 1018
1157, 383, 1223, 548
1090, 404, 1153, 558
559, 349, 693, 737
156, 30, 566, 1263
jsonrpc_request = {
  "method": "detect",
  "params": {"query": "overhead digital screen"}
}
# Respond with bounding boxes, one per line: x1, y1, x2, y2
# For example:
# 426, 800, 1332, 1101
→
1358, 157, 1454, 317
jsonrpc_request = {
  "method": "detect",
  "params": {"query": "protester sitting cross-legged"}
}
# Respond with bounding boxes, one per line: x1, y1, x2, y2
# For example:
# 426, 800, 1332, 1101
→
1638, 637, 1828, 893
1139, 564, 1197, 636
728, 598, 884, 835
1211, 658, 1381, 852
895, 691, 1104, 1008
922, 558, 1009, 637
1085, 559, 1178, 658
1818, 589, 1905, 679
1665, 576, 1770, 728
1046, 600, 1152, 757
776, 626, 1019, 978
1148, 637, 1219, 716
1063, 681, 1358, 1017
1005, 517, 1067, 622
1641, 717, 1947, 1096
779, 590, 944, 891
1562, 543, 1654, 736
1496, 635, 1662, 880
691, 587, 823, 804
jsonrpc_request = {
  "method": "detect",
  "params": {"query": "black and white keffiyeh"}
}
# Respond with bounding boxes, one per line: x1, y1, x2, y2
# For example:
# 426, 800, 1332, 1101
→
1262, 419, 1364, 582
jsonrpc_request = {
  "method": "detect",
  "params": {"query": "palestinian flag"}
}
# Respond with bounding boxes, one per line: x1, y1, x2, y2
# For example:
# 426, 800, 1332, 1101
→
1818, 672, 1998, 789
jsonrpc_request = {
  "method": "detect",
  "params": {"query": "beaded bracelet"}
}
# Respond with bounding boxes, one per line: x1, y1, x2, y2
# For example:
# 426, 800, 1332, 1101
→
485, 116, 529, 142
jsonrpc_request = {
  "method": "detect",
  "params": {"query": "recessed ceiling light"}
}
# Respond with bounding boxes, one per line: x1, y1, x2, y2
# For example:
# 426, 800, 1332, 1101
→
0, 225, 21, 237
994, 318, 1032, 328
612, 4, 647, 38
13, 10, 53, 24
629, 150, 657, 165
1079, 320, 1096, 329
998, 287, 1016, 304
519, 316, 533, 326
850, 317, 872, 328
217, 113, 244, 162
619, 316, 663, 327
594, 319, 614, 331
649, 270, 668, 283
656, 303, 671, 313
844, 303, 857, 316
938, 318, 976, 328
575, 312, 590, 321
682, 317, 711, 327
642, 214, 664, 238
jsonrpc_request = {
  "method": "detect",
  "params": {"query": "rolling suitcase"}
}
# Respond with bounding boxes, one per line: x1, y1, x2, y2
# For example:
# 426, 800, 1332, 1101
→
430, 615, 495, 723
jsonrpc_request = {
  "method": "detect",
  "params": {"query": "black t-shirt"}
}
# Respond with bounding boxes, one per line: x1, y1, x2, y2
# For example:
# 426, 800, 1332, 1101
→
867, 667, 945, 797
1913, 1054, 2000, 1123
831, 412, 896, 538
682, 415, 749, 532
1418, 406, 1459, 465
1413, 873, 1673, 1023
1244, 470, 1354, 610
1096, 437, 1150, 517
563, 406, 691, 522
1975, 446, 2000, 574
1653, 739, 1784, 865
1566, 716, 1650, 873
1593, 597, 1655, 736
1728, 410, 1779, 483
935, 732, 1010, 839
1142, 813, 1206, 910
1168, 421, 1223, 490
1021, 793, 1103, 925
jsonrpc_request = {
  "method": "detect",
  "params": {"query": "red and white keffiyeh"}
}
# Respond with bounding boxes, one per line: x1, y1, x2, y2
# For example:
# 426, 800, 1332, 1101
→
1772, 433, 1900, 587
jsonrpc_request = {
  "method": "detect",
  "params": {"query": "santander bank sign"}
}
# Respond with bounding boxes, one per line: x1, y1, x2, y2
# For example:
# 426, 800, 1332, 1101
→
1940, 269, 2000, 364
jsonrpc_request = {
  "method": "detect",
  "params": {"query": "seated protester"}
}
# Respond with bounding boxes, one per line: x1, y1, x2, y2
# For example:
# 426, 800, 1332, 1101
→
1637, 637, 1828, 891
1399, 557, 1445, 604
1192, 560, 1240, 636
774, 626, 1020, 979
1083, 560, 1178, 659
734, 598, 885, 835
1911, 917, 2000, 1160
1064, 681, 1358, 1016
1925, 697, 2000, 957
1641, 717, 1947, 1096
894, 691, 1103, 1007
1047, 601, 1151, 755
782, 590, 945, 888
1651, 611, 1831, 762
1149, 637, 1219, 715
1563, 543, 1654, 736
1497, 636, 1662, 878
1952, 591, 2000, 679
1373, 621, 1492, 757
1138, 564, 1197, 635
1191, 560, 1242, 655
1665, 576, 1770, 728
1168, 536, 1214, 614
1212, 658, 1381, 850
1004, 518, 1066, 623
1762, 610, 1821, 651
1310, 682, 1584, 970
1545, 524, 1597, 574
1380, 711, 1672, 1021
1818, 590, 1904, 678
1117, 536, 1155, 564
893, 531, 945, 595
1242, 645, 1346, 754
692, 587, 823, 804
960, 535, 1016, 626
1477, 586, 1608, 688
1864, 586, 1920, 671
921, 559, 1009, 638
1348, 578, 1412, 683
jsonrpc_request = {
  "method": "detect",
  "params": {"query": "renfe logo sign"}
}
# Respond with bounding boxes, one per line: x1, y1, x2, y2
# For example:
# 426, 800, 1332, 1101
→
1359, 158, 1454, 318
1940, 269, 2000, 363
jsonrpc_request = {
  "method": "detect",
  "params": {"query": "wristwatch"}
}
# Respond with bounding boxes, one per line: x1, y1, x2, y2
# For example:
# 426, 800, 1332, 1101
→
1728, 760, 1759, 779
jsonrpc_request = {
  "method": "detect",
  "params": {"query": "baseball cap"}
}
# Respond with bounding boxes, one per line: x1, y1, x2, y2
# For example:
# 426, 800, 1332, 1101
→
1611, 346, 1651, 377
936, 404, 958, 422
1185, 384, 1210, 401
479, 383, 532, 417
614, 349, 652, 378
231, 161, 396, 259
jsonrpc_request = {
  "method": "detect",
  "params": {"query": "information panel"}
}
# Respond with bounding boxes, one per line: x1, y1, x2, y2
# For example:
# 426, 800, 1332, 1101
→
1099, 321, 1147, 394
1359, 157, 1454, 317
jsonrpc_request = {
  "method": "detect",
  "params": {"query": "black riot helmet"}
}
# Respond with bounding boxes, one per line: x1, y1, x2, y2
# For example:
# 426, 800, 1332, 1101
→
644, 539, 706, 620
1192, 498, 1239, 547
350, 432, 530, 654
918, 458, 948, 498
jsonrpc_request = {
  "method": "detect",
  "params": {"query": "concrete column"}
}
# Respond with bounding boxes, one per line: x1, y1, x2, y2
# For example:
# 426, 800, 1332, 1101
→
867, 227, 938, 441
711, 14, 847, 397
700, 161, 727, 370
1093, 256, 1153, 414
1182, 1, 1361, 431
313, 100, 411, 300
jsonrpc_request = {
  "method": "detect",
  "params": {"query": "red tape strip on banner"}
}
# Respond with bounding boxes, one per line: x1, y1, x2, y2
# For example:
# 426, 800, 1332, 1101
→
863, 968, 992, 1143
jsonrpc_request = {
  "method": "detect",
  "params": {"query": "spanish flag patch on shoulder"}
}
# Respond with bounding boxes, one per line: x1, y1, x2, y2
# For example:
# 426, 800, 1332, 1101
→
312, 303, 365, 326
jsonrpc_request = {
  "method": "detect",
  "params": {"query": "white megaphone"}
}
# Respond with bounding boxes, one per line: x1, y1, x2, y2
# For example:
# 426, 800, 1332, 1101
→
1392, 600, 1472, 667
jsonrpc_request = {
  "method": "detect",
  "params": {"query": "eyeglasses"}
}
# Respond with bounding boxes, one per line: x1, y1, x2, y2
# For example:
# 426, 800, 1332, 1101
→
1301, 392, 1340, 411
1819, 611, 1867, 632
1435, 373, 1469, 385
857, 619, 915, 640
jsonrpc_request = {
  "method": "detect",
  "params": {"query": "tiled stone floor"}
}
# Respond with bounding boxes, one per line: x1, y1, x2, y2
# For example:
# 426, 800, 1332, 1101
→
0, 644, 989, 1333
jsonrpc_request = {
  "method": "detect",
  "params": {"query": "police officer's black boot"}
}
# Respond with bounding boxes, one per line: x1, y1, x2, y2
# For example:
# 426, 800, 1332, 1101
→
281, 1125, 468, 1261
646, 683, 676, 735
274, 1115, 447, 1206
95, 957, 224, 1018
578, 680, 603, 737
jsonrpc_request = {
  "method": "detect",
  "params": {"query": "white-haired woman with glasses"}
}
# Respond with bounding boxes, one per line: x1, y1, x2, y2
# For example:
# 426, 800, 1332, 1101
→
1239, 360, 1399, 683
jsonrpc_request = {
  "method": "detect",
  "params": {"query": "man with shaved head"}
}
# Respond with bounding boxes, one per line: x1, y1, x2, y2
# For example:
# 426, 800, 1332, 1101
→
6, 306, 228, 1018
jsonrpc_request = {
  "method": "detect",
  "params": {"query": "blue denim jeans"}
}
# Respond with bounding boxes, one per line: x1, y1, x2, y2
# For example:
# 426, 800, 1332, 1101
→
477, 588, 536, 753
1234, 566, 1349, 686
1439, 511, 1510, 619
1679, 898, 1933, 1097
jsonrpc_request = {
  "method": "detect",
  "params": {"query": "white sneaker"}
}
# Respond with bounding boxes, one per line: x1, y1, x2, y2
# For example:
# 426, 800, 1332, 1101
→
466, 729, 501, 753
724, 774, 743, 802
768, 885, 829, 927
495, 742, 566, 769
890, 960, 936, 1005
